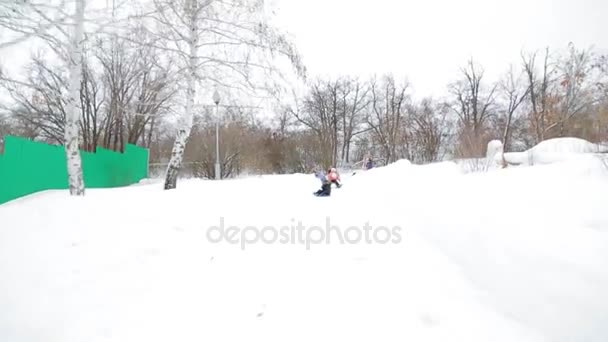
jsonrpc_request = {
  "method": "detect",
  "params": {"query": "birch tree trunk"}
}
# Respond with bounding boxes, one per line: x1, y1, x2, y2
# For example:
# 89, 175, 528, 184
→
163, 0, 198, 190
64, 0, 86, 196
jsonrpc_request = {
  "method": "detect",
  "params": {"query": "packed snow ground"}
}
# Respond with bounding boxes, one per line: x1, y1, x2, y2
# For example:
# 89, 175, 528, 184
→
1, 156, 608, 342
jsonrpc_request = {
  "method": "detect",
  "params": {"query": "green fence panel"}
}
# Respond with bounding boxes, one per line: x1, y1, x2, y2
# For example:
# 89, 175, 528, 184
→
0, 146, 6, 204
0, 136, 149, 205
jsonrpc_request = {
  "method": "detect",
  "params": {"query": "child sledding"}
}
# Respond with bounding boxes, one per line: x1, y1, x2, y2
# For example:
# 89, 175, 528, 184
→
313, 170, 332, 197
312, 167, 341, 197
327, 167, 341, 188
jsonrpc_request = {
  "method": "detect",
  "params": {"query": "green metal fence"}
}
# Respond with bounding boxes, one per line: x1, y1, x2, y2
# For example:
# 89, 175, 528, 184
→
0, 136, 149, 205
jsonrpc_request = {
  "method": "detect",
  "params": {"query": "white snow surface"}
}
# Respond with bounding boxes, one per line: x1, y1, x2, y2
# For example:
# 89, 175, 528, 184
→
502, 137, 608, 166
1, 157, 608, 342
529, 137, 607, 154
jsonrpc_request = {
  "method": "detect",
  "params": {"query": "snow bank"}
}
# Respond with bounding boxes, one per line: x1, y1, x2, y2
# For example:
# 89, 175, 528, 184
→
502, 137, 608, 166
1, 155, 607, 342
529, 137, 607, 154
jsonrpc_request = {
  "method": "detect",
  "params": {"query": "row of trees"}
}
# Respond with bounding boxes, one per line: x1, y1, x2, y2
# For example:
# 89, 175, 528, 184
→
0, 35, 174, 153
285, 76, 451, 167
2, 42, 608, 179
0, 0, 304, 192
176, 43, 608, 175
452, 44, 608, 157
1, 3, 607, 184
276, 43, 608, 171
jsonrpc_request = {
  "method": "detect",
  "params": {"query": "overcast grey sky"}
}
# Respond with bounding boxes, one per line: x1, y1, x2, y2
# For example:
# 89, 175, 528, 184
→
1, 0, 607, 101
271, 0, 608, 98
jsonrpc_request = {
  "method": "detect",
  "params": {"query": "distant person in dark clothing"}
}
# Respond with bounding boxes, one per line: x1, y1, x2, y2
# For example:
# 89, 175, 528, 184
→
351, 156, 375, 176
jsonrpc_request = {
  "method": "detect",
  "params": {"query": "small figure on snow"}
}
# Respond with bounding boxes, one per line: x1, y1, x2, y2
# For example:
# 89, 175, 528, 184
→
313, 169, 331, 197
327, 167, 341, 188
364, 157, 374, 170
352, 156, 375, 175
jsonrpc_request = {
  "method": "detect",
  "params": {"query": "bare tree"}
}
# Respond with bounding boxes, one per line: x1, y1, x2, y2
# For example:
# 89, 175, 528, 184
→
553, 43, 596, 135
97, 36, 138, 152
409, 98, 450, 163
0, 55, 67, 144
259, 108, 319, 173
62, 0, 87, 195
95, 32, 174, 152
521, 45, 596, 141
290, 77, 369, 167
0, 1, 71, 51
290, 80, 341, 167
141, 0, 304, 189
0, 111, 13, 153
0, 0, 89, 195
184, 106, 262, 178
338, 77, 370, 164
0, 34, 172, 154
79, 59, 105, 152
367, 75, 410, 164
499, 65, 530, 151
449, 59, 497, 157
594, 54, 608, 141
522, 48, 555, 143
15, 55, 106, 153
0, 51, 107, 152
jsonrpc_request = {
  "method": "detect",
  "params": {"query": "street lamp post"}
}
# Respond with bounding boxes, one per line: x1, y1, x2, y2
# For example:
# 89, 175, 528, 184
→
213, 90, 221, 180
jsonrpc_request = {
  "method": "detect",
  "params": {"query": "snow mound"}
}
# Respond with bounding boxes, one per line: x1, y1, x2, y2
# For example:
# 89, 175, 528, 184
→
346, 159, 462, 192
136, 178, 163, 185
500, 137, 608, 166
486, 140, 504, 159
529, 137, 606, 154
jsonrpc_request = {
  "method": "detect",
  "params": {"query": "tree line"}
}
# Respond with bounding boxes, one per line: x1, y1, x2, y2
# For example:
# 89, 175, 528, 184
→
0, 0, 304, 192
1, 2, 607, 187
172, 43, 608, 175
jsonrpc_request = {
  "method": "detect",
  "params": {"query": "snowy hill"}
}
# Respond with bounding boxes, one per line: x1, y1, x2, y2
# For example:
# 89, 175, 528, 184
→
1, 157, 607, 342
503, 137, 608, 166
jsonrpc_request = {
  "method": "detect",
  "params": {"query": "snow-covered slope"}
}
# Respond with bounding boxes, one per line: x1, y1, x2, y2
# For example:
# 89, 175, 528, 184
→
1, 157, 607, 342
503, 137, 608, 165
529, 137, 607, 154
